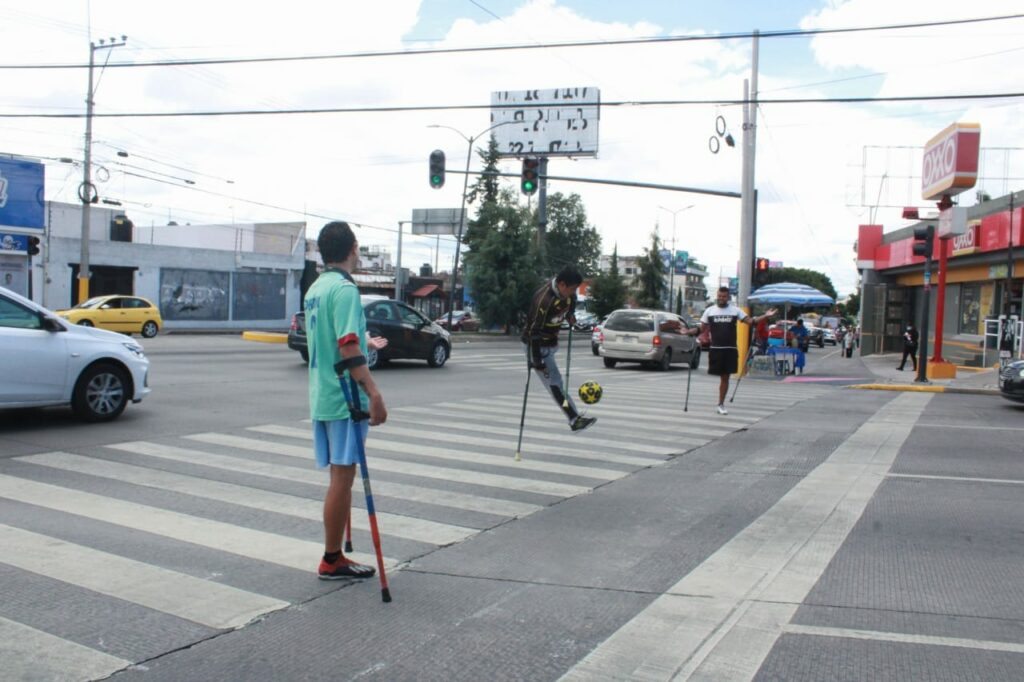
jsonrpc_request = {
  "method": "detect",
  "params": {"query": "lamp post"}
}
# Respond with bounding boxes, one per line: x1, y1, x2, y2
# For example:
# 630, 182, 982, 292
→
659, 204, 694, 311
427, 120, 513, 331
79, 36, 126, 304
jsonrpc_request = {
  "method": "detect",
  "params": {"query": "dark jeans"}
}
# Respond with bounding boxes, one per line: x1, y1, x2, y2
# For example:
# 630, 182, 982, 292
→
898, 345, 918, 370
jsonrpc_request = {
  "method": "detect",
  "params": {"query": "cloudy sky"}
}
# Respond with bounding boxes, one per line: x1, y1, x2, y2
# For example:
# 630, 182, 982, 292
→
1, 0, 1022, 296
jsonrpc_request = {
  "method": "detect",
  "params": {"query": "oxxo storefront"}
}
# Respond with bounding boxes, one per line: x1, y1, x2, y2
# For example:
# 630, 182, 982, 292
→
857, 194, 1023, 367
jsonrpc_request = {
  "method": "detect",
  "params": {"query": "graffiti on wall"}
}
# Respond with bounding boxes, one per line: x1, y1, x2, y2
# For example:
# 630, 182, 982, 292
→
160, 269, 230, 320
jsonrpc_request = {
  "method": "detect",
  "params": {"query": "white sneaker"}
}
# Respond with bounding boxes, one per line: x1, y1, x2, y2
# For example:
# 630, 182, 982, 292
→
717, 404, 729, 415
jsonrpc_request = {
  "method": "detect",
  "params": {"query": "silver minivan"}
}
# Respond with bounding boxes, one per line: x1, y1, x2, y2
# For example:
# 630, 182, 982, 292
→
599, 308, 700, 371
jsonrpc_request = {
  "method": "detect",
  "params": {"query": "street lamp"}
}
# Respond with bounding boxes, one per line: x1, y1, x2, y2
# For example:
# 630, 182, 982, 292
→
658, 204, 694, 312
79, 35, 127, 303
427, 120, 514, 331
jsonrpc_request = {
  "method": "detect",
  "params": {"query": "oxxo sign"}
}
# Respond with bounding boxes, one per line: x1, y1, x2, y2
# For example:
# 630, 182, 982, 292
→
921, 122, 980, 201
951, 222, 979, 256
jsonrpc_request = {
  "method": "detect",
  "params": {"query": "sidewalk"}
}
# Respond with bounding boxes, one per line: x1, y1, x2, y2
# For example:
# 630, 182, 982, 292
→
857, 351, 1000, 394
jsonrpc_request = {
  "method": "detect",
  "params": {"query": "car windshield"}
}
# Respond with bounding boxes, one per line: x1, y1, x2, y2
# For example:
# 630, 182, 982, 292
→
73, 297, 107, 309
605, 311, 654, 332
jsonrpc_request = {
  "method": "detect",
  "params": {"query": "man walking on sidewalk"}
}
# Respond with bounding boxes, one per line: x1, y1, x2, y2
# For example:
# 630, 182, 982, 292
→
695, 287, 776, 415
897, 324, 919, 371
521, 266, 596, 432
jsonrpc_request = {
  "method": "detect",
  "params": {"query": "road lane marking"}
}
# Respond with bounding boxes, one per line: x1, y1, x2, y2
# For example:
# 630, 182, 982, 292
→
0, 615, 130, 682
559, 392, 933, 682
186, 433, 589, 498
0, 474, 394, 572
888, 473, 1024, 486
782, 623, 1024, 654
107, 441, 541, 518
0, 523, 288, 629
21, 452, 475, 546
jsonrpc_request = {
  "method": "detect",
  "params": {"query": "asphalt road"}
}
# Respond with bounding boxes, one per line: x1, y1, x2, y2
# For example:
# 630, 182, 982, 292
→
1, 334, 1022, 681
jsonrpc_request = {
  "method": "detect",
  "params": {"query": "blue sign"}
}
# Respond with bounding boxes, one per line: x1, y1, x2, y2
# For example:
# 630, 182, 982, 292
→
0, 233, 29, 255
674, 250, 689, 275
0, 158, 45, 230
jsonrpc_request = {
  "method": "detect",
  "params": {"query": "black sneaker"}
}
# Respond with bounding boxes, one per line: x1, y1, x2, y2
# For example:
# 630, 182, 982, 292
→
570, 416, 597, 432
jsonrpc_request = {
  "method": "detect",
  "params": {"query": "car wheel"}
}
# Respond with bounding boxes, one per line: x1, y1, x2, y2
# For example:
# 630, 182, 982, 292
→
141, 321, 159, 338
428, 341, 449, 367
72, 363, 129, 422
817, 339, 824, 348
78, 319, 94, 327
591, 342, 599, 356
658, 348, 672, 371
603, 358, 617, 369
689, 347, 701, 369
299, 348, 309, 364
367, 347, 379, 370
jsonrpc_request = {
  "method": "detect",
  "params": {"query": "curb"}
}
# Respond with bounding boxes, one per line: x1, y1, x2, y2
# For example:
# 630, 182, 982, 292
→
241, 331, 288, 344
848, 383, 1000, 396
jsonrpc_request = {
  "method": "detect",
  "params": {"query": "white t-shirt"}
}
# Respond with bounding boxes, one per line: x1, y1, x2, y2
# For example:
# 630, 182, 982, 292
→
700, 304, 749, 349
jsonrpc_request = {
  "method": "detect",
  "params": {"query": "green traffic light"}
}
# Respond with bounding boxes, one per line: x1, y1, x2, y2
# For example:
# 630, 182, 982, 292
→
431, 175, 442, 186
523, 181, 535, 192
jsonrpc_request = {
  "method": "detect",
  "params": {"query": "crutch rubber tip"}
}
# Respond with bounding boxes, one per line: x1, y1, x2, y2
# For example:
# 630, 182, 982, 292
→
344, 541, 353, 552
381, 588, 392, 603
514, 451, 522, 462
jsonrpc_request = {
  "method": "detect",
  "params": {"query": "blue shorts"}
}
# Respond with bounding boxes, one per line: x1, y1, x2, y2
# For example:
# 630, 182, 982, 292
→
312, 419, 368, 468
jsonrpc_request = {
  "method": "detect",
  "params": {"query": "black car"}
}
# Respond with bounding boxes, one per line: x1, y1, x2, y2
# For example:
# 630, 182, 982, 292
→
288, 297, 451, 368
999, 359, 1024, 403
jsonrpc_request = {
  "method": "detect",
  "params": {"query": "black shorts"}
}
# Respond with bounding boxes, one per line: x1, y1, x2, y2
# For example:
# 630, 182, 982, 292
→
708, 348, 738, 376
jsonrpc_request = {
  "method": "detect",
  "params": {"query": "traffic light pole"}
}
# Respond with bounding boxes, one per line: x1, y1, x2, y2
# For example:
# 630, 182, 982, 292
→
916, 246, 933, 384
536, 157, 549, 255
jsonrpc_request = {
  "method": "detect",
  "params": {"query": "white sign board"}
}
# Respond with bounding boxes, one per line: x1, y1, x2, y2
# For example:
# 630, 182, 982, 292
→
490, 87, 599, 158
937, 206, 968, 239
411, 208, 466, 236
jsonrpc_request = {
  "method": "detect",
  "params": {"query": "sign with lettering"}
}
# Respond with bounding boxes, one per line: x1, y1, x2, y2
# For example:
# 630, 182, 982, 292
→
490, 87, 600, 158
411, 208, 466, 236
921, 122, 980, 201
951, 221, 979, 256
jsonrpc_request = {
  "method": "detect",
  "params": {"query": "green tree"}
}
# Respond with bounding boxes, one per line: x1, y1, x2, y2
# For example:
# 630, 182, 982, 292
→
633, 231, 668, 309
539, 192, 602, 277
840, 291, 860, 317
764, 267, 838, 301
588, 245, 628, 318
463, 188, 539, 333
461, 136, 503, 255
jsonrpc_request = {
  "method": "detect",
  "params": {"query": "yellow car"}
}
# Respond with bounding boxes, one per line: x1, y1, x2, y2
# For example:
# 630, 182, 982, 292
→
58, 295, 163, 338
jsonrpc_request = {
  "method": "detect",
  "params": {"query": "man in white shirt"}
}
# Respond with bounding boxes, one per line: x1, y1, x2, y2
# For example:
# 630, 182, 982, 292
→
697, 287, 776, 415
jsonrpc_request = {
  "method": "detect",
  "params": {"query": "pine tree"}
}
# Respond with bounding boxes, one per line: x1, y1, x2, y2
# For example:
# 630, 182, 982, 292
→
633, 231, 668, 309
588, 245, 628, 318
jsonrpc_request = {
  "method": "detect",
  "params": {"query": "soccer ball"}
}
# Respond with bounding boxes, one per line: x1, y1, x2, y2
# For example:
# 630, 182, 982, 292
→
578, 381, 603, 405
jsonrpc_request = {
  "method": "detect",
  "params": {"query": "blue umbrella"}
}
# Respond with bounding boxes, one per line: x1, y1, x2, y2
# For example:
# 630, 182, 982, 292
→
748, 282, 834, 306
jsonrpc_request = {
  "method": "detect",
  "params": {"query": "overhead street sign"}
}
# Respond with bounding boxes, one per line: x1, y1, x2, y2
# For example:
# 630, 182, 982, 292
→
411, 208, 466, 236
0, 157, 45, 230
490, 87, 599, 158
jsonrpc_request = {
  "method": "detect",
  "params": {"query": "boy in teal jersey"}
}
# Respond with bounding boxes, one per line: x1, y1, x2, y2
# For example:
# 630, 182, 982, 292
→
305, 221, 388, 579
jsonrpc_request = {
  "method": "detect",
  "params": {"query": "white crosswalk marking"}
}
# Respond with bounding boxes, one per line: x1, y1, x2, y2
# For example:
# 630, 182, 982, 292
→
0, 616, 130, 682
186, 432, 590, 498
0, 474, 393, 571
0, 523, 288, 629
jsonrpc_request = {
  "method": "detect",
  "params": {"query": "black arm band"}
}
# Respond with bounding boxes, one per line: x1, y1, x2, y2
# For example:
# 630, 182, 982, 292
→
333, 356, 367, 374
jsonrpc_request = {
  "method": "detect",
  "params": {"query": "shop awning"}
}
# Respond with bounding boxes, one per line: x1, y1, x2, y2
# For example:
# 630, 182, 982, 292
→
410, 284, 440, 298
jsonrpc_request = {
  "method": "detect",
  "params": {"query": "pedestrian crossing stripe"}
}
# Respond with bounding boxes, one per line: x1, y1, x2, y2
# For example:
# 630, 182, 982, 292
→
107, 441, 542, 518
0, 474, 395, 572
185, 432, 590, 498
0, 522, 288, 629
0, 615, 130, 682
247, 424, 626, 481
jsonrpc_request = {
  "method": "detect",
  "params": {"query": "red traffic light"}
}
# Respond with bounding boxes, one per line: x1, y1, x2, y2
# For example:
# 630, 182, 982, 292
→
27, 236, 41, 256
755, 257, 770, 271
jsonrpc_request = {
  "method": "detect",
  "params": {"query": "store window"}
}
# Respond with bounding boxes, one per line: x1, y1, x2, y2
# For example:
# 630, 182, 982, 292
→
959, 284, 982, 334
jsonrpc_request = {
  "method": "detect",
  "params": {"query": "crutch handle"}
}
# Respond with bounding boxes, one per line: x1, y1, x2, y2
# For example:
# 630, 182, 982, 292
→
334, 364, 369, 422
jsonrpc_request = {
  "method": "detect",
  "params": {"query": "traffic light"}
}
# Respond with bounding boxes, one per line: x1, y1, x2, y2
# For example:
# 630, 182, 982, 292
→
753, 257, 770, 287
27, 236, 40, 256
429, 150, 445, 189
912, 224, 934, 258
521, 157, 539, 195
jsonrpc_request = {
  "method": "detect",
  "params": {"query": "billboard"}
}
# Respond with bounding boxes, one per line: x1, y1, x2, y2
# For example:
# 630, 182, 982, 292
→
490, 87, 600, 157
0, 158, 45, 230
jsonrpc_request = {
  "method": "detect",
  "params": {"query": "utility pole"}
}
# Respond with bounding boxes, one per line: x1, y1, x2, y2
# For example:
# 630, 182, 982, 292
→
394, 220, 407, 302
737, 30, 759, 309
659, 204, 694, 312
79, 36, 126, 304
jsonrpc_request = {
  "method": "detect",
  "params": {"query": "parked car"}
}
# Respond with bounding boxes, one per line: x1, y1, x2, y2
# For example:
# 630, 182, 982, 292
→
822, 327, 837, 345
599, 308, 700, 371
999, 359, 1024, 403
591, 315, 609, 356
572, 311, 599, 331
290, 297, 451, 368
434, 310, 479, 332
56, 294, 163, 338
0, 286, 151, 421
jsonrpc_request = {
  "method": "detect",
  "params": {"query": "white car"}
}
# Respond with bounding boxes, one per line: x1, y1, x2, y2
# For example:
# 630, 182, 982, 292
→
0, 286, 151, 421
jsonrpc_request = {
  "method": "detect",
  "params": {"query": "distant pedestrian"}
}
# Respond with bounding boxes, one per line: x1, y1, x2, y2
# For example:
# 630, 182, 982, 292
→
754, 315, 771, 355
694, 287, 776, 415
843, 325, 855, 358
305, 221, 388, 580
897, 324, 919, 371
521, 266, 596, 432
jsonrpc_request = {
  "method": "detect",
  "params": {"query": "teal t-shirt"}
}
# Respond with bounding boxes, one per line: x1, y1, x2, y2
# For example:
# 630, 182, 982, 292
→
304, 271, 367, 421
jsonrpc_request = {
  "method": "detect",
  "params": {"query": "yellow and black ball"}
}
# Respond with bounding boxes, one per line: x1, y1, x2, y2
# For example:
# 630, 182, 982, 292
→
578, 381, 603, 405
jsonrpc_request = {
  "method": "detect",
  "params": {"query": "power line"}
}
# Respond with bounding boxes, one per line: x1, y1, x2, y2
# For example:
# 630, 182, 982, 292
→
2, 91, 1022, 120
1, 13, 1020, 70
